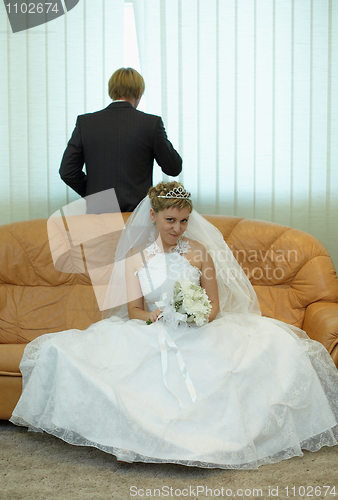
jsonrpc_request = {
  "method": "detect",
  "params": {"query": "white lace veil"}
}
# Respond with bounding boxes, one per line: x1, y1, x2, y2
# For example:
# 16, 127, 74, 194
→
102, 195, 260, 319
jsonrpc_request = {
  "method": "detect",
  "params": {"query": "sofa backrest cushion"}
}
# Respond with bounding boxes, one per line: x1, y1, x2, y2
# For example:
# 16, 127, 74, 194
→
204, 215, 338, 327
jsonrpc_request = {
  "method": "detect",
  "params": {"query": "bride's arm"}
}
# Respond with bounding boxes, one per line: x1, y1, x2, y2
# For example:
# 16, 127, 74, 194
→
125, 254, 161, 323
200, 247, 219, 322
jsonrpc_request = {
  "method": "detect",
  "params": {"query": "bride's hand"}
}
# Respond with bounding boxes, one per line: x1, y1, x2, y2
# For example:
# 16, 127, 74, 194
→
148, 308, 162, 323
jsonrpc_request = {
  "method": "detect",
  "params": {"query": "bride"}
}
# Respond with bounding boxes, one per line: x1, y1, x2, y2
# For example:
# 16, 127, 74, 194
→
10, 181, 338, 469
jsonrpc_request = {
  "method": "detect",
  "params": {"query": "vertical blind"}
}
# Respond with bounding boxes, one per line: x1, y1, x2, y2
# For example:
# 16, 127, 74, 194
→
1, 0, 337, 269
0, 0, 124, 223
132, 0, 338, 268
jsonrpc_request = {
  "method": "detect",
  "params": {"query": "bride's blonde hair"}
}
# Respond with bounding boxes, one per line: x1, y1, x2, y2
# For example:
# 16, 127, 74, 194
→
148, 182, 193, 213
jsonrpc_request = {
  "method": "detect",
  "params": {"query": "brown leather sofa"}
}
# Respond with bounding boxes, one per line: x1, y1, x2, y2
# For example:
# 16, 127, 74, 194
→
1, 214, 338, 420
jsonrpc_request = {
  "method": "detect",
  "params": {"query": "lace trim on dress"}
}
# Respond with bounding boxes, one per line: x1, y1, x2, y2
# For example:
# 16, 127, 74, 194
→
134, 237, 191, 276
175, 238, 191, 256
145, 236, 191, 256
143, 241, 160, 257
9, 416, 338, 470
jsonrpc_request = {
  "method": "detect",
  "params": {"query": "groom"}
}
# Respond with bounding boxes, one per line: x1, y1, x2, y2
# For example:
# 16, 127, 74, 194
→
59, 67, 182, 213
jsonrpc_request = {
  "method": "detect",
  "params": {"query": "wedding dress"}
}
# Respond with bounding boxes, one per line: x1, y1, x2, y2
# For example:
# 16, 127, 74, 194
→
10, 198, 338, 469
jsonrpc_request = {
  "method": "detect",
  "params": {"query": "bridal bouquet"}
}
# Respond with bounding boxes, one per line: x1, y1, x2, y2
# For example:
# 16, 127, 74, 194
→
172, 279, 211, 327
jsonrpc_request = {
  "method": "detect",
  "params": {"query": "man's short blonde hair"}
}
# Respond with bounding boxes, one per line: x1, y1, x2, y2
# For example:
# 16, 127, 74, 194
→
108, 67, 145, 100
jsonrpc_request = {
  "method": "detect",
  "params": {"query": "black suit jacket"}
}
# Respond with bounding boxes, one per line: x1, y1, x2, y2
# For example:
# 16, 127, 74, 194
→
59, 101, 182, 212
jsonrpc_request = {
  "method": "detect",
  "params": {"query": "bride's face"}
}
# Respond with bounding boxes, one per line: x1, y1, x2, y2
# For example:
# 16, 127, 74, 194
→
150, 206, 191, 249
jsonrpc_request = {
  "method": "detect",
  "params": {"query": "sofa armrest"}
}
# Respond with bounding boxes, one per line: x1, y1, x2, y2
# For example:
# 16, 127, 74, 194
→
303, 302, 338, 368
0, 344, 27, 375
0, 344, 26, 419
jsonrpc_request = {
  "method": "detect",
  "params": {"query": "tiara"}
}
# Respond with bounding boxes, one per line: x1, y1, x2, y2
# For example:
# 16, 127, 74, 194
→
158, 186, 191, 200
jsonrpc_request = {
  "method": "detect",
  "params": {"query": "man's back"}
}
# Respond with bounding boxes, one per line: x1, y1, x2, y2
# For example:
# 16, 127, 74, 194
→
60, 101, 182, 213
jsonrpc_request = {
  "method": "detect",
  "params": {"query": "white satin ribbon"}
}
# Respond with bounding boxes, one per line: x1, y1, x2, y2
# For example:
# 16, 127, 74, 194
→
155, 293, 187, 328
154, 294, 197, 406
